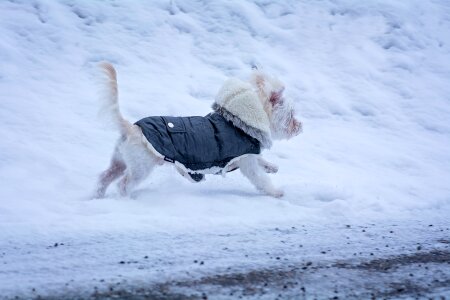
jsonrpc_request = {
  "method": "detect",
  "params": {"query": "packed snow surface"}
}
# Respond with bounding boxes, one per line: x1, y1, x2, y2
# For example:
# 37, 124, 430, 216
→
0, 0, 449, 297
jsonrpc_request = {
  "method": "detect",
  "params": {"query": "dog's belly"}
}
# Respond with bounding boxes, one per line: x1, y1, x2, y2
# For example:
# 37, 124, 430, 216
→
135, 113, 260, 172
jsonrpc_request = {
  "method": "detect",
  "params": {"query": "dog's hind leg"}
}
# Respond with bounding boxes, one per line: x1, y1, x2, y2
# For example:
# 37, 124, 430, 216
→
94, 147, 126, 198
237, 155, 284, 198
117, 161, 155, 197
117, 140, 160, 197
118, 170, 147, 197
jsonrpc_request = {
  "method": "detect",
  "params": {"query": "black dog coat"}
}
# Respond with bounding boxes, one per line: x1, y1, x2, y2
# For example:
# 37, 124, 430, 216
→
135, 112, 261, 175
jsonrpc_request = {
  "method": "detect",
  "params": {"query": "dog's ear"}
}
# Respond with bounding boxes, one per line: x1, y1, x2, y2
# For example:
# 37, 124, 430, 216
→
269, 87, 284, 106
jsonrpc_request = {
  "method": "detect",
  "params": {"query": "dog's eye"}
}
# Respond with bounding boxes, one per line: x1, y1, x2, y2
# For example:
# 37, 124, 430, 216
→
270, 92, 284, 105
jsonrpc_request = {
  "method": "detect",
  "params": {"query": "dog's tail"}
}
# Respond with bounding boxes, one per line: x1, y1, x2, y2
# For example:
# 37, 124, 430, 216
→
98, 62, 133, 135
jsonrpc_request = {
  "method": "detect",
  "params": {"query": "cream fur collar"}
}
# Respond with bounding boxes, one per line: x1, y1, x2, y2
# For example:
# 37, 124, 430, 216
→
212, 78, 272, 149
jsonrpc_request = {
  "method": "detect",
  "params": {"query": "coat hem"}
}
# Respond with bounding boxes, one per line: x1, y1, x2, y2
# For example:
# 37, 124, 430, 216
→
138, 127, 255, 175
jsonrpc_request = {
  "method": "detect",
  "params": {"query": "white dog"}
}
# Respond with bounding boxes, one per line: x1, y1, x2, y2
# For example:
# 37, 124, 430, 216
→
94, 63, 301, 198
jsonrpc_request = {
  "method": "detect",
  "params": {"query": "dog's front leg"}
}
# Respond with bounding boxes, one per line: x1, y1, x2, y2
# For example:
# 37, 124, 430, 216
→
257, 157, 279, 174
226, 157, 278, 174
238, 155, 284, 198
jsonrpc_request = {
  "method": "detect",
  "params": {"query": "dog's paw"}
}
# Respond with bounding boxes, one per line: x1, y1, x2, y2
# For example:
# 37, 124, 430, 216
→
92, 188, 105, 199
269, 188, 284, 198
257, 158, 279, 174
263, 164, 279, 174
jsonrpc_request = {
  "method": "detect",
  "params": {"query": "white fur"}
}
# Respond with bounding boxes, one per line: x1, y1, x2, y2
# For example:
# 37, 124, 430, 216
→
94, 63, 301, 199
214, 78, 271, 139
237, 154, 284, 198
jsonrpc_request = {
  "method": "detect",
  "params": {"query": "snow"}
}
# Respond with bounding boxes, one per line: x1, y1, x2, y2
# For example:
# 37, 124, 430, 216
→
0, 0, 449, 297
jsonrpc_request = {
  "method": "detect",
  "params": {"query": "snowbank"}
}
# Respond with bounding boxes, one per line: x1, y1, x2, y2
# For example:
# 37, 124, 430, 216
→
0, 0, 449, 238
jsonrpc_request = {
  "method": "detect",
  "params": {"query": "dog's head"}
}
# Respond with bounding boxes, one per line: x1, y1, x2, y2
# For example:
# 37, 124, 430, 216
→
250, 71, 302, 140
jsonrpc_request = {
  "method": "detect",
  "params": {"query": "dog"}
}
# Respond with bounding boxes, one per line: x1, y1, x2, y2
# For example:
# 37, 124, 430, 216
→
94, 63, 301, 198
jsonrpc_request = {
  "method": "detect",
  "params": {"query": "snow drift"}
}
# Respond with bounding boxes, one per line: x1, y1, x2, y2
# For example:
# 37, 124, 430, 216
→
0, 0, 449, 236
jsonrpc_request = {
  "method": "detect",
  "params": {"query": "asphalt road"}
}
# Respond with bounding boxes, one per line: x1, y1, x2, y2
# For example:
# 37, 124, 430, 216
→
90, 249, 450, 299
1, 221, 449, 299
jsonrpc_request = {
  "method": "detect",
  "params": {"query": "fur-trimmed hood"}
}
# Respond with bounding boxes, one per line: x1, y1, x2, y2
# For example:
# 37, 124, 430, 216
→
212, 78, 272, 148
